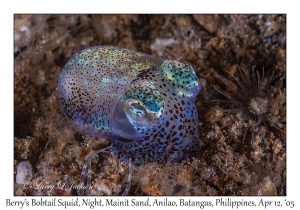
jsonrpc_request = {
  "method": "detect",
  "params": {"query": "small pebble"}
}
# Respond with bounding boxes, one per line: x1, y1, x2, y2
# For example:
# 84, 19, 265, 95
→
16, 161, 33, 185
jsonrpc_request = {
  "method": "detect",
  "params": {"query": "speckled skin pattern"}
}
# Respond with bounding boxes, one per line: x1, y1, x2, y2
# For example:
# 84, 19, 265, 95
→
58, 46, 201, 164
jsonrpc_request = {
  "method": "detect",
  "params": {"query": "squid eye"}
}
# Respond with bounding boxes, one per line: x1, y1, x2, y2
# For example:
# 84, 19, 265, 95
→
122, 100, 153, 127
128, 103, 147, 121
110, 86, 164, 139
121, 86, 164, 128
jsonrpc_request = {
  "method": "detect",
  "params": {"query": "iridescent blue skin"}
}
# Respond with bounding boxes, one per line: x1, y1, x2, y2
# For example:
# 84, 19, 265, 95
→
58, 46, 201, 164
